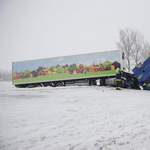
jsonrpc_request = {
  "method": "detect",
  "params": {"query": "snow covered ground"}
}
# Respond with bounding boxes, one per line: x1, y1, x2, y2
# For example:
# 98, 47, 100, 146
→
0, 82, 150, 150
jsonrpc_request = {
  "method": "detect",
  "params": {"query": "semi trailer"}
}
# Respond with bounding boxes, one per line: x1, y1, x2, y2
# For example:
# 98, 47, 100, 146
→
12, 50, 126, 88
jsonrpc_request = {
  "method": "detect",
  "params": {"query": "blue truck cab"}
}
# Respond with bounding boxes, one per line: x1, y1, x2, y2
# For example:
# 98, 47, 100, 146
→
132, 56, 150, 90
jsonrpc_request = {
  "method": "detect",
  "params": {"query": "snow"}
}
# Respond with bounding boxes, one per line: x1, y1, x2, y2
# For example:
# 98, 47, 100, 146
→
0, 82, 150, 150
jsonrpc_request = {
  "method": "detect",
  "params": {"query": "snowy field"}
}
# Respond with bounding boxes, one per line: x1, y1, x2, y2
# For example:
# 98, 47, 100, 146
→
0, 82, 150, 150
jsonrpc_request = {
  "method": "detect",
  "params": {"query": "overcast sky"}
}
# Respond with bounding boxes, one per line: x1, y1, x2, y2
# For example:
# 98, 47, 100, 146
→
0, 0, 150, 71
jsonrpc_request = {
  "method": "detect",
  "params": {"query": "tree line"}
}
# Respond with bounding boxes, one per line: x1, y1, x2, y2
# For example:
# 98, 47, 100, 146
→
117, 28, 150, 72
0, 69, 12, 82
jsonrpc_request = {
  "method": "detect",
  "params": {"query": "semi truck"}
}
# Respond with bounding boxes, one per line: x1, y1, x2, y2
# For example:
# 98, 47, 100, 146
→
12, 50, 150, 90
12, 50, 126, 88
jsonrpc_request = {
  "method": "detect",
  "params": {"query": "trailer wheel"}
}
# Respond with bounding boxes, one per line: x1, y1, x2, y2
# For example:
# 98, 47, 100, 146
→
36, 84, 42, 87
55, 81, 65, 87
15, 85, 20, 88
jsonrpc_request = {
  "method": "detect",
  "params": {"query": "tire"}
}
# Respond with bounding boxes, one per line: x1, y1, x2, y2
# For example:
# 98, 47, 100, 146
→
36, 84, 42, 87
55, 81, 65, 87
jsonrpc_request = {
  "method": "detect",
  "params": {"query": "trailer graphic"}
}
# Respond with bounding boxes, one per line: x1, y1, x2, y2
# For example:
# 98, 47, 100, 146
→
13, 50, 122, 86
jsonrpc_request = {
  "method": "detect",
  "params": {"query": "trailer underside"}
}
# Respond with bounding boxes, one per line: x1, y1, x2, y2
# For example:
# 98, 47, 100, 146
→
14, 71, 140, 90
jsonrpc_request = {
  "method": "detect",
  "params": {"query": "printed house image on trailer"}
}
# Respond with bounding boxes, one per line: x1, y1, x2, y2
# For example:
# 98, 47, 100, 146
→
13, 50, 121, 84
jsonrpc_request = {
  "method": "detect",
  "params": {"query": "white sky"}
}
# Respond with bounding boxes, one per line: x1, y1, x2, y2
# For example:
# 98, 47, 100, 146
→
0, 0, 150, 71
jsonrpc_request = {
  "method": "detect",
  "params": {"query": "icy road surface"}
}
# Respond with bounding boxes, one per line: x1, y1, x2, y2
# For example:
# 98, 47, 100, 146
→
0, 82, 150, 150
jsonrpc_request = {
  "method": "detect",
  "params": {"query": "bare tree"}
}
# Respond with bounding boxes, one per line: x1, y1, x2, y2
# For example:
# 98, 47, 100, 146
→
131, 31, 144, 66
140, 40, 150, 62
116, 28, 150, 71
116, 28, 136, 72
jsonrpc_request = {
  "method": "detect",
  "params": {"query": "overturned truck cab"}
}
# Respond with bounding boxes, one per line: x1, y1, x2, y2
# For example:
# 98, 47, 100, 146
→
105, 70, 140, 89
132, 56, 150, 90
